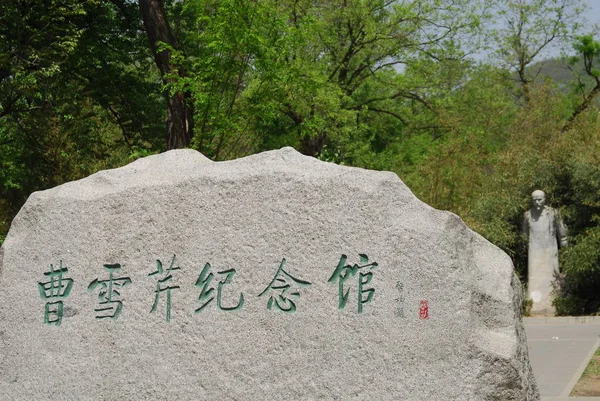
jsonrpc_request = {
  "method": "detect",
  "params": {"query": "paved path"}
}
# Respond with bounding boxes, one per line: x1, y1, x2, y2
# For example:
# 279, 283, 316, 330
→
524, 317, 600, 401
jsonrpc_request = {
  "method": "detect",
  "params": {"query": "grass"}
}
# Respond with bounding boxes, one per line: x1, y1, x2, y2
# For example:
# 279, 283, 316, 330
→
570, 347, 600, 396
581, 348, 600, 378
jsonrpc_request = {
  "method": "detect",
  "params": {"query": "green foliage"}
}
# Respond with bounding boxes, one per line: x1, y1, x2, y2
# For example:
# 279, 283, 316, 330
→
579, 347, 600, 378
165, 0, 491, 160
489, 0, 586, 101
557, 227, 600, 314
404, 64, 518, 218
554, 156, 600, 315
446, 84, 600, 313
0, 0, 165, 245
523, 297, 533, 317
574, 35, 600, 67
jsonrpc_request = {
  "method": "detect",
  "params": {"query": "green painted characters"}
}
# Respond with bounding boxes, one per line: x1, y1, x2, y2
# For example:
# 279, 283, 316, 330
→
88, 263, 132, 320
328, 254, 377, 313
38, 261, 74, 326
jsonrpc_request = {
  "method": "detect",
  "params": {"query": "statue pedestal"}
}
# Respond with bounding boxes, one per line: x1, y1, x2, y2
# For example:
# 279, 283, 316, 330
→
528, 248, 558, 316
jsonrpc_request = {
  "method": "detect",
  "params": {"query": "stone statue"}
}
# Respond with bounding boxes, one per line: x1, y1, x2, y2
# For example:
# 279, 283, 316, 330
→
522, 190, 567, 316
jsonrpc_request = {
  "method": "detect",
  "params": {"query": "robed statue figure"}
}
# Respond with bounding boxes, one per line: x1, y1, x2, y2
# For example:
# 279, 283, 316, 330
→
522, 190, 567, 316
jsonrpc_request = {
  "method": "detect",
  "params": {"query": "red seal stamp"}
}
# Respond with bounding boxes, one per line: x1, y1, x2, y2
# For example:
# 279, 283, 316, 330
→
419, 300, 429, 320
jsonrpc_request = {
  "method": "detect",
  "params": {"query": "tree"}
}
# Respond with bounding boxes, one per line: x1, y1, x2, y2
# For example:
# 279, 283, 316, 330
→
162, 0, 492, 160
139, 0, 193, 149
563, 34, 600, 131
0, 0, 164, 243
490, 0, 585, 103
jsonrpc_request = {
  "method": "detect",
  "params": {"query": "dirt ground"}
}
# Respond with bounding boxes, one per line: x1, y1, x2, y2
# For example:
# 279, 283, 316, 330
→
570, 348, 600, 396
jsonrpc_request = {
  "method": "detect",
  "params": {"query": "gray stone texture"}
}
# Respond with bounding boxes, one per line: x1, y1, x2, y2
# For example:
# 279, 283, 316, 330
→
0, 147, 539, 400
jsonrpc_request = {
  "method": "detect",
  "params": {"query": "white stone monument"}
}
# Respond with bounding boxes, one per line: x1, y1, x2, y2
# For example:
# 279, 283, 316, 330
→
522, 190, 568, 316
0, 148, 539, 400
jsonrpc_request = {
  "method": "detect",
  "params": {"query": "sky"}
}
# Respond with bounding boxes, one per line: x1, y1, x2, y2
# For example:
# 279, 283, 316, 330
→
583, 0, 600, 30
478, 0, 600, 61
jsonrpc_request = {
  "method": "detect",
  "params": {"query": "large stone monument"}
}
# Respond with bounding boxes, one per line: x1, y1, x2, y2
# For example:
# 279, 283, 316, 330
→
0, 148, 539, 400
522, 190, 568, 316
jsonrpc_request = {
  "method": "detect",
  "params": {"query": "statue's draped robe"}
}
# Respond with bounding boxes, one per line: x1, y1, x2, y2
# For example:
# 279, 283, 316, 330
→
522, 207, 567, 315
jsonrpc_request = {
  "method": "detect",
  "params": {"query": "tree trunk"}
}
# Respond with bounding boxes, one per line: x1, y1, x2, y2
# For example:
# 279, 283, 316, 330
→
562, 81, 600, 133
139, 0, 193, 149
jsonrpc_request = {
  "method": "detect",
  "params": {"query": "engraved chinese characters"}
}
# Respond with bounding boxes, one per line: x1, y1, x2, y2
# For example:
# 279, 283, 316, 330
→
328, 254, 376, 313
39, 253, 408, 325
88, 263, 131, 320
259, 258, 311, 312
195, 263, 244, 312
149, 255, 181, 322
37, 261, 73, 326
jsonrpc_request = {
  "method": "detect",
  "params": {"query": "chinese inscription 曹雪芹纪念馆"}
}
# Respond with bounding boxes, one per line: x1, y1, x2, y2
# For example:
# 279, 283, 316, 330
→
36, 253, 430, 325
328, 254, 377, 313
88, 263, 132, 320
38, 261, 74, 326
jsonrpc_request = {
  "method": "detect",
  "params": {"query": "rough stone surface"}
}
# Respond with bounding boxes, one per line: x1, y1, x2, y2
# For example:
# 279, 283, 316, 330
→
0, 147, 539, 400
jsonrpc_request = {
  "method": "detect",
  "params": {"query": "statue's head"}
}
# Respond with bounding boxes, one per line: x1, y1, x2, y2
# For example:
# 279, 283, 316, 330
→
531, 190, 546, 211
